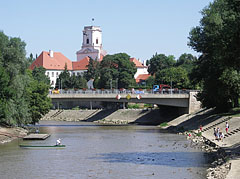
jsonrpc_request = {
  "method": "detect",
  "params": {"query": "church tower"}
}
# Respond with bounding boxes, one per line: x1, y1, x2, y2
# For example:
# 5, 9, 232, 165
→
76, 26, 107, 61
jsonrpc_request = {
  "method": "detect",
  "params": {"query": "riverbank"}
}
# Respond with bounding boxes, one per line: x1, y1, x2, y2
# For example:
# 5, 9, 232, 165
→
11, 108, 240, 178
163, 109, 240, 179
0, 126, 28, 144
41, 109, 177, 125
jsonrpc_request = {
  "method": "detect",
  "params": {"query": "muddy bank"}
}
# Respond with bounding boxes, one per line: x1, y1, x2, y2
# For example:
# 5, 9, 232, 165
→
0, 126, 28, 144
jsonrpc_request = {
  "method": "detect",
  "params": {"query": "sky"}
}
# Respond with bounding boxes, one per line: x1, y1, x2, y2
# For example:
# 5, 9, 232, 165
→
0, 0, 213, 62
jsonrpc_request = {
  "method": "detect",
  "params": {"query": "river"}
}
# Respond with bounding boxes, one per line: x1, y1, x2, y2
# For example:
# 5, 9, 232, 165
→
0, 121, 208, 179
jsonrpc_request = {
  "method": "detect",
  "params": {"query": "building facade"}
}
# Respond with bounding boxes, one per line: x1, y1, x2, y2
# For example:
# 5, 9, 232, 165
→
76, 26, 106, 61
30, 25, 149, 87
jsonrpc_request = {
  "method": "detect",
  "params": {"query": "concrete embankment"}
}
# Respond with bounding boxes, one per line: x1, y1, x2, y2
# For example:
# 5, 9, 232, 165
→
0, 126, 28, 144
41, 109, 176, 125
163, 109, 240, 179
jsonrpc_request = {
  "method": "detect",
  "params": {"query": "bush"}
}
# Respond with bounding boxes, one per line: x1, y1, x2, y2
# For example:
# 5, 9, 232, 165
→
72, 106, 80, 110
159, 122, 168, 127
127, 104, 140, 109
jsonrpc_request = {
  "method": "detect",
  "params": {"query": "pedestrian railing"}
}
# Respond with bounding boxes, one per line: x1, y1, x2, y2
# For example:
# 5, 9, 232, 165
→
49, 89, 194, 95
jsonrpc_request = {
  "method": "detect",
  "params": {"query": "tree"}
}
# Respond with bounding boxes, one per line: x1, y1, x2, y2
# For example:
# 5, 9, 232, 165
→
189, 0, 240, 110
155, 67, 190, 89
176, 53, 197, 73
0, 31, 51, 125
27, 70, 52, 124
146, 76, 155, 88
148, 53, 176, 75
84, 57, 100, 81
56, 64, 71, 89
32, 66, 50, 85
99, 53, 136, 89
69, 74, 87, 89
0, 66, 11, 124
26, 53, 36, 67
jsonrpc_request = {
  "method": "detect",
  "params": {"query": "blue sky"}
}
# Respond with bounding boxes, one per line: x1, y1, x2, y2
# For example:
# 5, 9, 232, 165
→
0, 0, 212, 62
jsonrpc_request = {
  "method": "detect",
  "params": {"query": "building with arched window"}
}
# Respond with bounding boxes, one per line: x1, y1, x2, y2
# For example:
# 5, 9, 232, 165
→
30, 25, 149, 87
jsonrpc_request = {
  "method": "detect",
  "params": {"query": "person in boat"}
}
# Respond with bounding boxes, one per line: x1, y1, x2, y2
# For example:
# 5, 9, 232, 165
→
56, 138, 61, 146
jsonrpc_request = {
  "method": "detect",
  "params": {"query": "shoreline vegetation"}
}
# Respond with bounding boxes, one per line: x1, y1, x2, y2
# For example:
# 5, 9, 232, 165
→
1, 108, 240, 179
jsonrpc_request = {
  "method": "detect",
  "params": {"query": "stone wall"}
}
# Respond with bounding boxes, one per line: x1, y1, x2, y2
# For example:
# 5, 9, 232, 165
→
41, 109, 177, 125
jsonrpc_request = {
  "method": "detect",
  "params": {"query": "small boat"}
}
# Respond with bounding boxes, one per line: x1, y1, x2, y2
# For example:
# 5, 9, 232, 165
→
19, 144, 66, 148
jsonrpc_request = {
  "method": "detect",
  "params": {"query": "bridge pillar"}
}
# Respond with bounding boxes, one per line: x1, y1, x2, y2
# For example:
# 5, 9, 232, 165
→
123, 102, 126, 109
188, 91, 201, 113
90, 101, 93, 110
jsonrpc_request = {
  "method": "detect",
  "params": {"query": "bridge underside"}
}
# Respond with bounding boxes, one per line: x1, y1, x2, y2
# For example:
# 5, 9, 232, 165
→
49, 91, 200, 114
51, 97, 189, 115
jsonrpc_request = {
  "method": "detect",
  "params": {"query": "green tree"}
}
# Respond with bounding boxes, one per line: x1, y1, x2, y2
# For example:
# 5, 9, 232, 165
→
155, 67, 189, 89
84, 57, 100, 81
176, 53, 197, 73
146, 76, 155, 88
0, 66, 11, 124
99, 53, 136, 89
32, 66, 50, 85
27, 70, 52, 124
0, 31, 31, 125
56, 64, 71, 89
189, 0, 240, 110
69, 74, 87, 89
26, 53, 36, 67
0, 31, 51, 126
148, 53, 176, 75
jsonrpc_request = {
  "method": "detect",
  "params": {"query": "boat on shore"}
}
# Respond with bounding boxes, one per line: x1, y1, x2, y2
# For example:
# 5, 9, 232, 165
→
19, 144, 66, 148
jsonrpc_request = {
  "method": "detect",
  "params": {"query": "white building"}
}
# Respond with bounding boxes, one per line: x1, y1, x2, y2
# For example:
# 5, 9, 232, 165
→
76, 26, 106, 61
30, 25, 150, 87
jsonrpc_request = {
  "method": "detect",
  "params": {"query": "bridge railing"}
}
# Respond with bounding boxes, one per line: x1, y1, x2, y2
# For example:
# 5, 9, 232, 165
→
50, 88, 191, 95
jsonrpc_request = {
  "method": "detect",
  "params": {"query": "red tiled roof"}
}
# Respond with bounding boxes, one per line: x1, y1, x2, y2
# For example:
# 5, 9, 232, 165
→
29, 51, 73, 70
136, 74, 151, 83
130, 58, 146, 68
72, 56, 90, 70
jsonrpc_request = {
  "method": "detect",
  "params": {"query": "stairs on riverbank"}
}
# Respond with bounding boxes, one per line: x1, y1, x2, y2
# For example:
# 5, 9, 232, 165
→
201, 116, 232, 133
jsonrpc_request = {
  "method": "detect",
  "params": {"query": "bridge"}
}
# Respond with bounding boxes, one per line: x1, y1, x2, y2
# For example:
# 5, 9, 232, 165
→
48, 89, 201, 114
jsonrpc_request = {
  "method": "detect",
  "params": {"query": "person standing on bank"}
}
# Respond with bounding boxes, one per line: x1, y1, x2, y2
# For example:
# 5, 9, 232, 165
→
225, 122, 229, 133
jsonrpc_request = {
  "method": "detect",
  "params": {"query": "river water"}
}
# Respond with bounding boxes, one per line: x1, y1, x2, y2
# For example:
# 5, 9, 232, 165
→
0, 121, 208, 179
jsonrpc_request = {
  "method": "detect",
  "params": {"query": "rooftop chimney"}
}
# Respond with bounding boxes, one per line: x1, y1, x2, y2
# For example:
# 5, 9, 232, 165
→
49, 50, 54, 58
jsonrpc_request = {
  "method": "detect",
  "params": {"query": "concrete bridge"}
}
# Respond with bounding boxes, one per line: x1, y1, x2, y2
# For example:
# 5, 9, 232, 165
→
48, 89, 201, 114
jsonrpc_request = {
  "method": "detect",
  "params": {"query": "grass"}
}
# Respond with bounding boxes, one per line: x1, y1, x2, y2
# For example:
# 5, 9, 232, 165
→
159, 122, 168, 127
127, 104, 140, 109
218, 107, 240, 117
144, 104, 153, 108
196, 132, 202, 136
72, 106, 80, 110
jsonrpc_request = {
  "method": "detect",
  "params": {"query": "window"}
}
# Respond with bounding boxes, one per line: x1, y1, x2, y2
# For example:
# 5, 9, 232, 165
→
56, 72, 58, 77
47, 72, 49, 76
52, 72, 54, 77
96, 38, 98, 44
77, 72, 80, 76
87, 38, 89, 44
72, 72, 75, 76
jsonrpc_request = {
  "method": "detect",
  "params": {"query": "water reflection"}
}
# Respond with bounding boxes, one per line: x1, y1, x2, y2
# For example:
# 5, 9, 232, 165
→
0, 121, 208, 179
